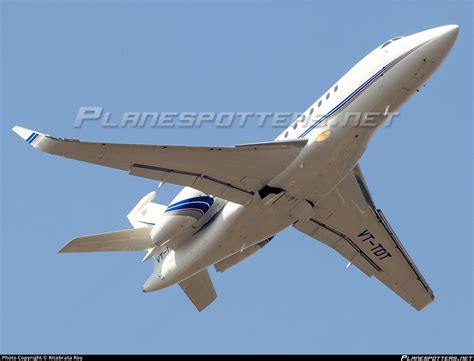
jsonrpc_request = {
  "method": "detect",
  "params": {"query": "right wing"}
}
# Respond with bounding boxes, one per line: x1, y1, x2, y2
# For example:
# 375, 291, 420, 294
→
13, 126, 307, 205
294, 165, 434, 311
59, 227, 153, 253
179, 269, 217, 312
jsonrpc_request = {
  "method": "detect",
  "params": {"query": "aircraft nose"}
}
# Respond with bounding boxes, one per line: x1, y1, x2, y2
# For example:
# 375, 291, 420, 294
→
433, 24, 459, 50
444, 24, 459, 35
413, 25, 459, 64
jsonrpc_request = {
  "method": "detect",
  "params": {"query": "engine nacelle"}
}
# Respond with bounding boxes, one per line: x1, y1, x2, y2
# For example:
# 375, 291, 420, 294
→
150, 190, 214, 246
150, 214, 196, 245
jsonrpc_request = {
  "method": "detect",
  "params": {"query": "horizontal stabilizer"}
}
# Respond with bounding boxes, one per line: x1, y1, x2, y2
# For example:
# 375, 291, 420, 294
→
179, 269, 217, 312
59, 227, 153, 253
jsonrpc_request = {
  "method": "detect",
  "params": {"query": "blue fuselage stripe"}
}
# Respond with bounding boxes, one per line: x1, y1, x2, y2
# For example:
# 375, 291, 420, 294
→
167, 196, 214, 210
165, 202, 210, 214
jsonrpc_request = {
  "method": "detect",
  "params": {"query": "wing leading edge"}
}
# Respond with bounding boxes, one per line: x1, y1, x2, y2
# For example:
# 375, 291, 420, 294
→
12, 126, 307, 205
294, 165, 434, 311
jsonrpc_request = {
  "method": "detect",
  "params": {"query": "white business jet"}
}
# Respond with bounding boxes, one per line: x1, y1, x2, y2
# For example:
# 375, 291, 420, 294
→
13, 25, 458, 311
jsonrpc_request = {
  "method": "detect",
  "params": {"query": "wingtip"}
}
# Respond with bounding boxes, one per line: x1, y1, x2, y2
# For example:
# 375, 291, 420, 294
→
12, 125, 32, 140
12, 125, 44, 144
58, 245, 70, 254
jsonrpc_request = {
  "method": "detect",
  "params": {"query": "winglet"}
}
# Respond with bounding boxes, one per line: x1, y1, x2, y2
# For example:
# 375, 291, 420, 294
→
12, 126, 45, 144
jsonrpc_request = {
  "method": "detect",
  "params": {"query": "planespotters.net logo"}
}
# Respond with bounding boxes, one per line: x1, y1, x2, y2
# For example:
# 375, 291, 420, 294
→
73, 106, 400, 129
402, 356, 474, 361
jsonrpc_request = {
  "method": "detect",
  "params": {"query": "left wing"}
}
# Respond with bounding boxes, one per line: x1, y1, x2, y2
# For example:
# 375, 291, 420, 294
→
294, 165, 434, 310
179, 269, 217, 312
12, 126, 307, 205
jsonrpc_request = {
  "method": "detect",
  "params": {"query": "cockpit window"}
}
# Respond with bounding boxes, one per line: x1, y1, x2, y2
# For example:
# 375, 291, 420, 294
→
381, 36, 404, 49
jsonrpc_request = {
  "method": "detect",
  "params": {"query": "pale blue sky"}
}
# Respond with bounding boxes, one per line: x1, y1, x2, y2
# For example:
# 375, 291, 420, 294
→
1, 0, 472, 354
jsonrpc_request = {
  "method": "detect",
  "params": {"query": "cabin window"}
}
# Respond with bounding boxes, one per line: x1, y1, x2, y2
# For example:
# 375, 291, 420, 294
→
309, 108, 314, 115
284, 131, 288, 138
318, 100, 322, 107
293, 122, 297, 129
334, 85, 338, 92
326, 92, 330, 100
